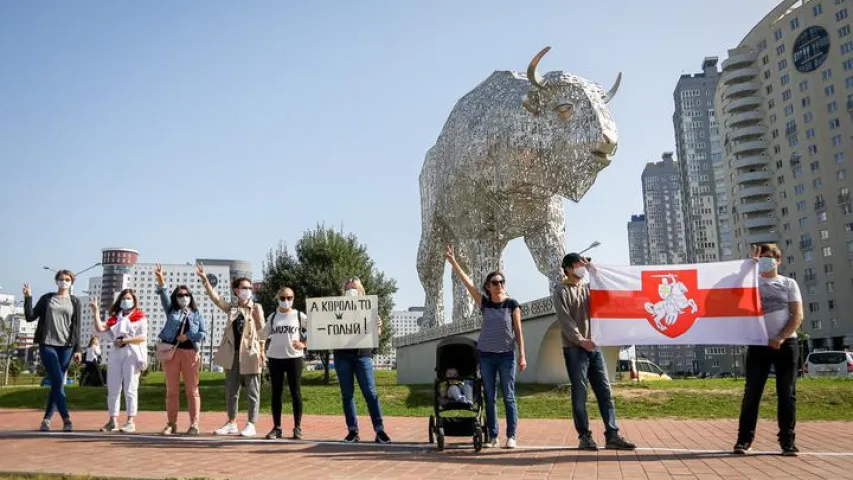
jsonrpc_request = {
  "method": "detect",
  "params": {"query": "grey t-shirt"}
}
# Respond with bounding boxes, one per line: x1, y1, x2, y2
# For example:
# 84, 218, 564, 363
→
759, 275, 802, 339
43, 295, 74, 347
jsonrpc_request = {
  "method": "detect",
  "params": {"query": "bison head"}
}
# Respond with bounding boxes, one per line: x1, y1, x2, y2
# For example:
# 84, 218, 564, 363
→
517, 46, 620, 202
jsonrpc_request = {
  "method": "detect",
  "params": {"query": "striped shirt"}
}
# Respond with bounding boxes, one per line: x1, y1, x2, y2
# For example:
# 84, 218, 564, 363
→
477, 297, 520, 353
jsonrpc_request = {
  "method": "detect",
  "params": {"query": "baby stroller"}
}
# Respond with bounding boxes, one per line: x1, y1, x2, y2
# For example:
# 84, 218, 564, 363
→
428, 336, 485, 452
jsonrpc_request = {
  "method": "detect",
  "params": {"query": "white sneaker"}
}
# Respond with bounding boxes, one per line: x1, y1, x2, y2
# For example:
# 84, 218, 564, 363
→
119, 422, 136, 433
214, 422, 238, 435
505, 437, 517, 449
240, 422, 257, 437
485, 437, 498, 448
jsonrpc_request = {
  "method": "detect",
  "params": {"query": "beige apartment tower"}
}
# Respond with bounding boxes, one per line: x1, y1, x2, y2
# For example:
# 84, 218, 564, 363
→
716, 0, 853, 349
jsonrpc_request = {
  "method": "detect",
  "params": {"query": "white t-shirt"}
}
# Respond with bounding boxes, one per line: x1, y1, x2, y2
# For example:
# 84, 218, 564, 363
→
262, 310, 307, 359
759, 275, 801, 339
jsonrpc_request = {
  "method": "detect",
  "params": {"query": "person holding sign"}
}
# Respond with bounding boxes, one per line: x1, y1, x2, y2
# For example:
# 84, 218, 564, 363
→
444, 246, 526, 449
197, 264, 266, 438
260, 286, 307, 440
154, 263, 207, 436
334, 277, 391, 444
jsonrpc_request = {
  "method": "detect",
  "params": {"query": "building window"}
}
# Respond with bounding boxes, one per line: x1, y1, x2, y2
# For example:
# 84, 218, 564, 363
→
815, 3, 824, 15
797, 200, 807, 211
782, 74, 791, 85
841, 25, 852, 37
779, 59, 789, 71
824, 246, 833, 257
827, 281, 836, 293
825, 262, 835, 274
777, 44, 786, 55
784, 104, 795, 116
804, 111, 814, 123
807, 127, 816, 138
809, 302, 821, 313
799, 79, 809, 91
775, 28, 784, 40
783, 89, 792, 101
815, 177, 823, 189
818, 211, 828, 222
805, 249, 814, 261
845, 58, 853, 71
809, 145, 819, 155
812, 320, 822, 330
789, 136, 799, 147
823, 69, 833, 80
833, 135, 843, 146
795, 184, 806, 195
837, 8, 849, 21
830, 117, 841, 128
791, 17, 801, 29
843, 40, 853, 54
847, 76, 853, 88
826, 85, 836, 96
802, 96, 811, 107
840, 169, 849, 180
799, 217, 807, 228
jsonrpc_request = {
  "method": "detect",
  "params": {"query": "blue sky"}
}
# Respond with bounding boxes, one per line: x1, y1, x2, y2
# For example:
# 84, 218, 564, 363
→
0, 1, 782, 311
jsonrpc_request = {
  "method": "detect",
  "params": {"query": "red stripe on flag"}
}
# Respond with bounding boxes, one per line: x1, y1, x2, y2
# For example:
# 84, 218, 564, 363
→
590, 287, 761, 319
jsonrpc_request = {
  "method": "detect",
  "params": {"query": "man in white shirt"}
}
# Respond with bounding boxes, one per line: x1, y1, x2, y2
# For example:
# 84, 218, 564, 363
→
734, 243, 803, 456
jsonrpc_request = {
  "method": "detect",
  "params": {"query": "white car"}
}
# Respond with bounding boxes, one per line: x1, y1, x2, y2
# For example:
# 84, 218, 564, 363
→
804, 351, 853, 378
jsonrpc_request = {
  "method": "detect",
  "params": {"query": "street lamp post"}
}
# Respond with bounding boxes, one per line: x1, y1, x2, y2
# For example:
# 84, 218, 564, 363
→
578, 241, 602, 256
43, 262, 102, 294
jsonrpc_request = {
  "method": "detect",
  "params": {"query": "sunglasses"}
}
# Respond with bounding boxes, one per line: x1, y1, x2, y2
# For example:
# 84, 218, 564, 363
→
176, 293, 191, 298
279, 296, 294, 301
490, 279, 506, 286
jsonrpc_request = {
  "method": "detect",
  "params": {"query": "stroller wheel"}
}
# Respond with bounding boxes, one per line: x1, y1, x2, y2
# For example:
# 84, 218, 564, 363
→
474, 428, 483, 452
437, 428, 445, 451
428, 415, 435, 444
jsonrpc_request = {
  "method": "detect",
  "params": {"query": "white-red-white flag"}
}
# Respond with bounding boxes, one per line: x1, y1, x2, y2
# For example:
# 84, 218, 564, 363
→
589, 260, 767, 346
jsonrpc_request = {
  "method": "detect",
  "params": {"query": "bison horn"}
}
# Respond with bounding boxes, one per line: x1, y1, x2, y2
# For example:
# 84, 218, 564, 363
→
526, 46, 551, 89
602, 72, 622, 103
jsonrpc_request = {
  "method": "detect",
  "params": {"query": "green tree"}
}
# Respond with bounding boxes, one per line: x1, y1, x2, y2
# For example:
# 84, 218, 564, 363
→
259, 225, 398, 384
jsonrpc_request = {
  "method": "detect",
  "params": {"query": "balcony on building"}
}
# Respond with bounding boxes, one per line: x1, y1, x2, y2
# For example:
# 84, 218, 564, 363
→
804, 273, 817, 284
735, 169, 772, 184
745, 232, 778, 244
721, 67, 760, 85
785, 123, 797, 137
731, 139, 768, 156
839, 192, 852, 205
726, 96, 762, 113
721, 48, 758, 71
724, 81, 761, 101
728, 110, 763, 128
800, 239, 813, 250
743, 215, 777, 229
733, 154, 769, 169
815, 199, 826, 211
737, 185, 774, 201
739, 200, 776, 214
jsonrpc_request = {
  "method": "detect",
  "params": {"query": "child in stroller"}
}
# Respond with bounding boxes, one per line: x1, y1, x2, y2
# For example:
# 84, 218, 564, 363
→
438, 368, 475, 407
429, 337, 485, 451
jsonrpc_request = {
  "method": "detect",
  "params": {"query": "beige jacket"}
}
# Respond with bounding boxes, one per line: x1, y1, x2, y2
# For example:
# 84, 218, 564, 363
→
212, 299, 265, 375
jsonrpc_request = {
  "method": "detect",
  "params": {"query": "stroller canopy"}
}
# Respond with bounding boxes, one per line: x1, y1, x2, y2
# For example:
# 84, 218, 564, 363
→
435, 336, 479, 379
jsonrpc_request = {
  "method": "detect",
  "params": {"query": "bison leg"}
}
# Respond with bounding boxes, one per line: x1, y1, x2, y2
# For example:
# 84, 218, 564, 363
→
523, 197, 566, 288
416, 220, 448, 328
457, 238, 506, 325
451, 242, 477, 325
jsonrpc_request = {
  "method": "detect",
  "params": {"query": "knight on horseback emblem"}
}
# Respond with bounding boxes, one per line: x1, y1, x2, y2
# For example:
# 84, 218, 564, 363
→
644, 273, 698, 332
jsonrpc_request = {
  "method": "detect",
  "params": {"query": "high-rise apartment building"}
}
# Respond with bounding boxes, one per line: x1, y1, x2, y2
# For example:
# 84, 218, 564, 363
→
673, 58, 732, 263
375, 306, 424, 369
641, 152, 689, 265
627, 214, 649, 265
716, 0, 853, 349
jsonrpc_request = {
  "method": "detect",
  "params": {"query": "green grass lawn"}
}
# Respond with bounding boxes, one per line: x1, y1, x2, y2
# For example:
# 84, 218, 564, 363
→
1, 370, 851, 421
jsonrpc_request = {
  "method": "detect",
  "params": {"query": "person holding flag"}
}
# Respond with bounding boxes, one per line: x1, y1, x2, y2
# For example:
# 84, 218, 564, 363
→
552, 252, 635, 451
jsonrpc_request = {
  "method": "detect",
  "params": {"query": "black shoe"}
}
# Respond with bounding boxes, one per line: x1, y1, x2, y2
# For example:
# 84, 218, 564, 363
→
265, 427, 283, 440
578, 433, 598, 450
375, 430, 391, 444
781, 442, 799, 456
733, 441, 751, 455
292, 427, 302, 440
605, 435, 636, 450
344, 430, 359, 443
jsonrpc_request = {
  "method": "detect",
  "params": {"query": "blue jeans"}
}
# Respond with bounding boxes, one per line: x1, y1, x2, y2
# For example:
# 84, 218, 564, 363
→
40, 345, 73, 421
479, 350, 518, 439
563, 347, 619, 438
334, 350, 384, 432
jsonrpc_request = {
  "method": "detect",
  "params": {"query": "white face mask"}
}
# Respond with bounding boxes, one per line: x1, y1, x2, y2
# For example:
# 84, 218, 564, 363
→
345, 288, 359, 297
573, 266, 588, 280
56, 280, 72, 290
177, 297, 191, 309
120, 298, 134, 311
237, 288, 253, 301
278, 299, 293, 309
758, 257, 778, 273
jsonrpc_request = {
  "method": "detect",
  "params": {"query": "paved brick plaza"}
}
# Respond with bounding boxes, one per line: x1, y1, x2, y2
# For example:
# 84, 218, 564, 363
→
1, 409, 852, 479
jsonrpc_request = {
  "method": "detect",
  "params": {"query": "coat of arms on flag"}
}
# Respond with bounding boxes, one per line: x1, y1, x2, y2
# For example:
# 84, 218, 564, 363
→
589, 260, 768, 346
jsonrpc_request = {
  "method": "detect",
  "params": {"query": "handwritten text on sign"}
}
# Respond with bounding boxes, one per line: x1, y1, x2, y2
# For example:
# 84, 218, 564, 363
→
306, 295, 379, 351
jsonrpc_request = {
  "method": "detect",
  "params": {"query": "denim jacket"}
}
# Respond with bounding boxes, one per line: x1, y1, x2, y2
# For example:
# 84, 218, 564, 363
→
155, 286, 207, 351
